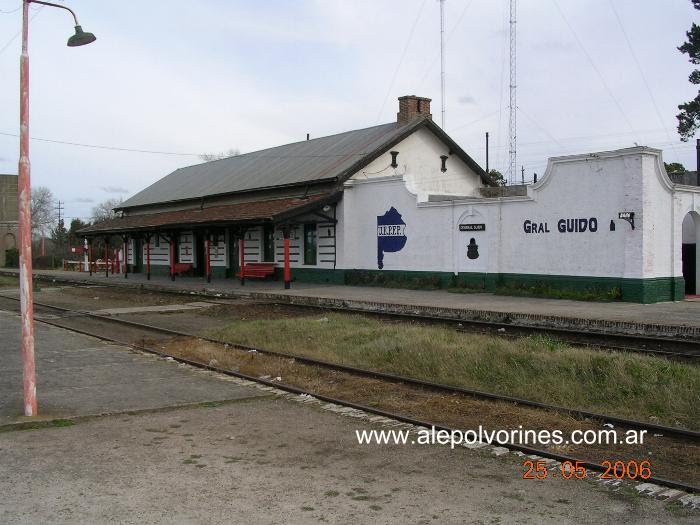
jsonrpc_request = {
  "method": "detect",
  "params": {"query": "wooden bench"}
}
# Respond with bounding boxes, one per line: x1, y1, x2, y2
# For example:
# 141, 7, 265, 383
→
236, 262, 276, 279
172, 262, 193, 275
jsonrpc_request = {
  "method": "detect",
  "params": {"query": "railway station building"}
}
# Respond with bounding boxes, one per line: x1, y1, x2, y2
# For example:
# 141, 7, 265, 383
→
80, 96, 700, 303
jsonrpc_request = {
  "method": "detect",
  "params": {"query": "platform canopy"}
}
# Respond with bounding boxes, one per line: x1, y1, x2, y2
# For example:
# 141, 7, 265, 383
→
79, 193, 339, 236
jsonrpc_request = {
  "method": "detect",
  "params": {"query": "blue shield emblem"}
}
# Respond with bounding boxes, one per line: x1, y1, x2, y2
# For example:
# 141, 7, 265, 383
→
377, 207, 407, 269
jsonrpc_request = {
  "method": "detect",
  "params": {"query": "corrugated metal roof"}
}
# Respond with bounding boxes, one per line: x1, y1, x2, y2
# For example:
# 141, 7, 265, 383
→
81, 194, 333, 234
119, 122, 411, 209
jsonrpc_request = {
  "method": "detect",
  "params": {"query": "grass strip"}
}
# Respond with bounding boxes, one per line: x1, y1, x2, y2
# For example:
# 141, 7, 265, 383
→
206, 313, 700, 430
0, 275, 19, 287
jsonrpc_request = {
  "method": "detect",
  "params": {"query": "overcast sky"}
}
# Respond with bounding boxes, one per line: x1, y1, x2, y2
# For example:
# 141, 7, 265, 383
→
0, 0, 698, 222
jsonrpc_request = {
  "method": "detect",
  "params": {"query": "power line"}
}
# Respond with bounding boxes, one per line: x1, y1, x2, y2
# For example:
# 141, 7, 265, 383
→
0, 130, 377, 159
417, 0, 475, 89
375, 0, 428, 123
508, 0, 517, 183
449, 110, 500, 132
495, 0, 509, 175
517, 107, 566, 152
552, 0, 637, 138
0, 3, 22, 14
439, 0, 446, 129
0, 4, 42, 56
0, 131, 202, 156
607, 0, 681, 163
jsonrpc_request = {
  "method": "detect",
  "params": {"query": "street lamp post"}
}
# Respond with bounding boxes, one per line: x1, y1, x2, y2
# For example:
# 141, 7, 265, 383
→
18, 0, 96, 417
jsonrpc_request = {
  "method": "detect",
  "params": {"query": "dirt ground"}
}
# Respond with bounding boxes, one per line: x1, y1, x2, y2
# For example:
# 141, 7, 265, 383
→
160, 337, 700, 488
8, 284, 698, 489
1, 396, 695, 525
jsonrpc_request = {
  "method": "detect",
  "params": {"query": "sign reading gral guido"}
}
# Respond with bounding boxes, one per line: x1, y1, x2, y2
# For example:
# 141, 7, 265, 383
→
377, 207, 407, 269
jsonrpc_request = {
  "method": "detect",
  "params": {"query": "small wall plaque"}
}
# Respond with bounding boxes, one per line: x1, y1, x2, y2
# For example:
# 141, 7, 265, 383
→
459, 223, 486, 232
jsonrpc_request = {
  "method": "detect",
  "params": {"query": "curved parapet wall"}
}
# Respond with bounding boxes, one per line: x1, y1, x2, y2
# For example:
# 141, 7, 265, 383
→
338, 147, 691, 302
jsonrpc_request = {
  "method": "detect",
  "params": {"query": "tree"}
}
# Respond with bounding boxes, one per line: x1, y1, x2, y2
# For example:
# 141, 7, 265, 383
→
68, 218, 90, 246
664, 161, 686, 173
30, 186, 55, 239
677, 0, 700, 140
487, 169, 506, 186
199, 148, 240, 162
91, 198, 123, 223
50, 218, 68, 256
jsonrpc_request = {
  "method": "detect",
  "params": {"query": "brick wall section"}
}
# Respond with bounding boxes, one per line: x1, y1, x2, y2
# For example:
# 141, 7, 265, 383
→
397, 96, 432, 124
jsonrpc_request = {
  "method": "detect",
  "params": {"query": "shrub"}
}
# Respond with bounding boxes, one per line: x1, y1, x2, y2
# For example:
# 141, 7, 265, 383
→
4, 248, 19, 268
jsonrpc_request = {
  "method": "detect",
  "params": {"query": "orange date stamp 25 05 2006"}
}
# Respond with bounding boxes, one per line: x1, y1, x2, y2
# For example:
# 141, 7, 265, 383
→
523, 459, 652, 481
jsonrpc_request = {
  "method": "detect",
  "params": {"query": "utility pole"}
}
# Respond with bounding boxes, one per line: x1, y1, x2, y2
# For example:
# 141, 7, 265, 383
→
521, 165, 525, 184
55, 200, 64, 256
439, 0, 446, 129
508, 0, 517, 184
485, 132, 489, 174
17, 0, 96, 417
55, 200, 63, 224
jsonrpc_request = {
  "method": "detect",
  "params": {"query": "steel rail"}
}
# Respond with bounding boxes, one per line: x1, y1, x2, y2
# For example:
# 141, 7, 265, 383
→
2, 303, 697, 494
2, 273, 699, 356
0, 294, 697, 442
277, 300, 700, 358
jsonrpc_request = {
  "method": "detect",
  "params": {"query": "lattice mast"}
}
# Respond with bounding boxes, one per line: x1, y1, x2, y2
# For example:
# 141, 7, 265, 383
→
508, 0, 517, 184
440, 0, 446, 129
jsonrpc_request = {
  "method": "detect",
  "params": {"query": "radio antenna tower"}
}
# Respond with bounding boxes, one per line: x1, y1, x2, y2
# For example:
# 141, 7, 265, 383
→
439, 0, 446, 129
508, 0, 517, 184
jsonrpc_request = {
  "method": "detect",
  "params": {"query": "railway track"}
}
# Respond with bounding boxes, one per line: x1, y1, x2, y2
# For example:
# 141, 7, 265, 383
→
278, 301, 700, 359
0, 293, 697, 494
0, 294, 697, 439
3, 277, 699, 358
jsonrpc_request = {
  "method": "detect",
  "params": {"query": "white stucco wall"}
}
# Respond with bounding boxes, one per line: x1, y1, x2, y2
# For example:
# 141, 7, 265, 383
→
338, 147, 696, 287
179, 231, 194, 264
143, 234, 170, 266
683, 213, 696, 243
351, 127, 483, 202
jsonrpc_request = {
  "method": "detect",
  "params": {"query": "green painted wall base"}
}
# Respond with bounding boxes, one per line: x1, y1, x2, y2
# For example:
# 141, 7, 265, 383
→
317, 269, 682, 304
126, 265, 227, 279
128, 263, 684, 303
274, 267, 346, 285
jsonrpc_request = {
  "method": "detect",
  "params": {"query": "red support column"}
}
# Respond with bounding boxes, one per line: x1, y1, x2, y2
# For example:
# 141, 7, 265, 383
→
114, 247, 119, 274
239, 236, 245, 286
18, 1, 36, 416
205, 234, 212, 283
88, 240, 93, 276
283, 228, 291, 289
146, 236, 151, 280
104, 238, 109, 277
170, 235, 175, 281
123, 237, 128, 279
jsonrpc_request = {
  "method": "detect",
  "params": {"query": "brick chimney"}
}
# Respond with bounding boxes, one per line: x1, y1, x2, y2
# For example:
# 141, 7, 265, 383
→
397, 95, 432, 124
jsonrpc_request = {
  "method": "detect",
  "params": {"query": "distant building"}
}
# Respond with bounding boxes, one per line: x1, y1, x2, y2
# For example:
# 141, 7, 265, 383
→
0, 174, 19, 267
668, 170, 700, 186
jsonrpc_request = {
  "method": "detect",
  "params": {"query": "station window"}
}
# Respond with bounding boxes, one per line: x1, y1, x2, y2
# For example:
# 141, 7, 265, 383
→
263, 224, 275, 262
304, 224, 317, 266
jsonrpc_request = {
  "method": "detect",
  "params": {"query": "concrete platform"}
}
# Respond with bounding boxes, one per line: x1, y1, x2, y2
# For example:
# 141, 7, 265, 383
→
1, 391, 694, 524
0, 309, 267, 425
94, 301, 215, 316
2, 268, 699, 338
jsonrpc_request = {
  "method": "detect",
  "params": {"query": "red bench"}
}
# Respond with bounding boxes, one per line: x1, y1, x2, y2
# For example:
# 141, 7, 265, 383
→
236, 262, 276, 279
172, 262, 193, 275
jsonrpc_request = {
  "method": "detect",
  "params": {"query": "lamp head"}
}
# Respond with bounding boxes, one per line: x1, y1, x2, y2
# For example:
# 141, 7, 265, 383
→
67, 25, 96, 47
